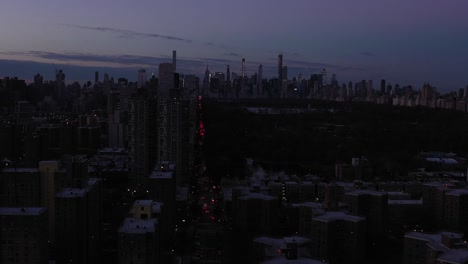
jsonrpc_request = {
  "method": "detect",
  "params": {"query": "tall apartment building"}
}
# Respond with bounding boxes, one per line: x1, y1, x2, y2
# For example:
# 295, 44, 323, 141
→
148, 162, 176, 249
38, 160, 60, 246
0, 168, 41, 207
233, 192, 279, 236
298, 202, 325, 235
55, 157, 101, 264
311, 211, 367, 263
118, 200, 161, 264
443, 189, 468, 234
157, 62, 195, 186
128, 88, 157, 192
0, 207, 48, 264
157, 63, 174, 163
345, 190, 388, 241
404, 231, 468, 264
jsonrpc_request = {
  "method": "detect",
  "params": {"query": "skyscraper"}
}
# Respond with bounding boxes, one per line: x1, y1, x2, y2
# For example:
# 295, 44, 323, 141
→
320, 69, 327, 86
157, 63, 175, 164
55, 69, 65, 99
226, 65, 231, 82
257, 64, 263, 97
282, 66, 288, 81
380, 79, 386, 95
173, 50, 177, 72
203, 66, 210, 96
242, 58, 246, 79
128, 88, 157, 191
158, 63, 174, 99
278, 54, 283, 88
95, 71, 99, 84
0, 208, 49, 264
138, 69, 147, 88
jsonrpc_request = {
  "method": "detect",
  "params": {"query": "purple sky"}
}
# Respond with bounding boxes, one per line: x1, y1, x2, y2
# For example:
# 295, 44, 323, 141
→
1, 0, 467, 91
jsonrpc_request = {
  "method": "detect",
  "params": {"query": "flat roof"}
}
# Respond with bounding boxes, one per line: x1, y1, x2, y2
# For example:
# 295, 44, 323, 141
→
437, 249, 468, 264
56, 178, 99, 198
0, 207, 46, 216
261, 256, 326, 264
295, 202, 323, 208
346, 190, 387, 196
238, 192, 277, 201
446, 189, 468, 196
313, 211, 365, 223
254, 236, 311, 249
2, 168, 39, 173
118, 218, 157, 234
149, 170, 173, 179
388, 200, 423, 205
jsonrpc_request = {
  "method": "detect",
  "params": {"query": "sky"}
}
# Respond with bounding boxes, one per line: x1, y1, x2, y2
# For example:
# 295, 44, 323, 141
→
0, 0, 467, 91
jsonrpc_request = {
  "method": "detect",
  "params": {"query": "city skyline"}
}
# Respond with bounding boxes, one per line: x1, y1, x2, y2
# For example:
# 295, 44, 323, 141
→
0, 0, 468, 91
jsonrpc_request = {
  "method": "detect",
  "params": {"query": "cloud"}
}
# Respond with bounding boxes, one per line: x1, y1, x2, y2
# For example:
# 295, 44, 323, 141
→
66, 24, 192, 43
360, 51, 376, 57
224, 52, 241, 57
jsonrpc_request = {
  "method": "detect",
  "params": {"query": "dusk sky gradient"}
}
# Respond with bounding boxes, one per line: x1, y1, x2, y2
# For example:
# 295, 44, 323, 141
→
1, 0, 468, 91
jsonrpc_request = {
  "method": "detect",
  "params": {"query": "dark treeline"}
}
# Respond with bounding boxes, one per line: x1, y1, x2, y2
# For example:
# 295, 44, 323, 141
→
203, 99, 468, 179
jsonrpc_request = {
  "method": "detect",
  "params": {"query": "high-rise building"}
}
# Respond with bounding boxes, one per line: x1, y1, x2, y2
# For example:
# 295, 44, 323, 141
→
282, 66, 288, 82
278, 53, 283, 87
403, 231, 468, 264
311, 211, 367, 263
0, 207, 48, 264
346, 190, 388, 241
55, 69, 65, 99
257, 64, 263, 97
320, 69, 327, 86
443, 189, 468, 234
157, 63, 174, 163
242, 58, 246, 79
202, 66, 210, 96
55, 157, 101, 264
34, 73, 43, 87
233, 192, 279, 236
380, 79, 386, 95
138, 69, 147, 88
367, 80, 373, 97
0, 168, 41, 207
128, 88, 157, 191
95, 71, 99, 84
158, 63, 174, 100
118, 200, 161, 264
173, 50, 177, 72
107, 90, 127, 148
226, 65, 231, 83
39, 160, 60, 246
148, 164, 176, 254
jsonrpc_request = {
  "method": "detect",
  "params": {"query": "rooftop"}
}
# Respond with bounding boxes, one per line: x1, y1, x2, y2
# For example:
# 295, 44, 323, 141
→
118, 218, 157, 234
238, 192, 277, 201
346, 189, 387, 196
2, 168, 39, 173
149, 170, 173, 179
98, 147, 127, 154
313, 211, 366, 223
388, 199, 423, 205
56, 178, 99, 198
437, 249, 468, 264
130, 200, 162, 214
176, 187, 188, 201
0, 207, 46, 216
446, 188, 468, 196
261, 257, 326, 264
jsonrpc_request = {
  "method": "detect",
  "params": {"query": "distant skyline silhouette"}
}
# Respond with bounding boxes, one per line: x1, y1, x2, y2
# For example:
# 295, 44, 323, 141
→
1, 0, 467, 91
